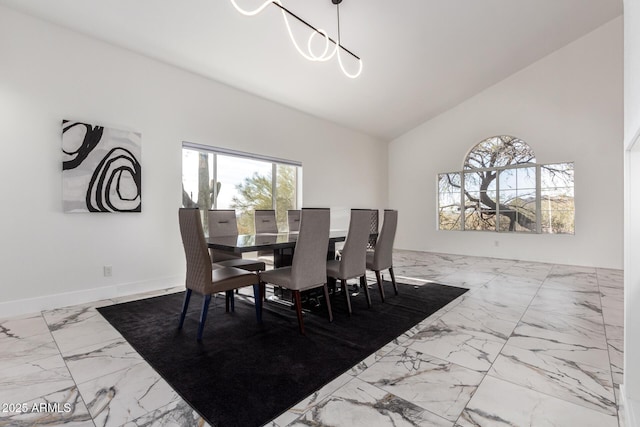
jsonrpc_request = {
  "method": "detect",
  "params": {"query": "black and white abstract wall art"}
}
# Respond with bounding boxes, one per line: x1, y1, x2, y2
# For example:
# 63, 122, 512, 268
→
62, 120, 141, 213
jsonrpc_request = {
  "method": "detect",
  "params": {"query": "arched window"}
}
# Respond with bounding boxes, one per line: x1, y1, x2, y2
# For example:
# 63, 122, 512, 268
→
438, 135, 574, 234
464, 135, 535, 169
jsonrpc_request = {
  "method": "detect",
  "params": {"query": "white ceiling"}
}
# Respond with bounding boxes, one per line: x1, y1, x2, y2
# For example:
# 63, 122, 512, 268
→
0, 0, 622, 140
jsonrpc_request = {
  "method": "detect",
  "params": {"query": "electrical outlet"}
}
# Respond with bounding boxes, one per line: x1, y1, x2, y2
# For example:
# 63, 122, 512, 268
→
103, 265, 113, 277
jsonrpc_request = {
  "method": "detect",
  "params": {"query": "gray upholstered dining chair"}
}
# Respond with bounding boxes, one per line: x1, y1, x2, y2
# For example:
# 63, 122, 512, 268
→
260, 208, 332, 334
367, 209, 379, 250
254, 209, 278, 261
336, 208, 377, 259
208, 209, 266, 273
254, 209, 278, 233
366, 209, 398, 303
287, 209, 301, 232
326, 209, 372, 313
274, 209, 300, 267
178, 208, 262, 341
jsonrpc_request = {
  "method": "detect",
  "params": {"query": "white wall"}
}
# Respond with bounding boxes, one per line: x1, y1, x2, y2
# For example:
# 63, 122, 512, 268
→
624, 0, 640, 424
0, 6, 387, 316
389, 17, 623, 269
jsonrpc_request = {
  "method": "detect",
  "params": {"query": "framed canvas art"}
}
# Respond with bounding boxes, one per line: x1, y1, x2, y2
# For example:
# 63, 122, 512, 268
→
62, 120, 141, 212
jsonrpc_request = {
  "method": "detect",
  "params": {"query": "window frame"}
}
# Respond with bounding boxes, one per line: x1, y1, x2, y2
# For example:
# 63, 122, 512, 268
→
437, 156, 574, 234
182, 142, 302, 232
457, 163, 542, 233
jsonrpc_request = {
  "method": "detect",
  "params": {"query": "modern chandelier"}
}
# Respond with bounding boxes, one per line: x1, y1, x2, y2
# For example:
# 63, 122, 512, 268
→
229, 0, 363, 78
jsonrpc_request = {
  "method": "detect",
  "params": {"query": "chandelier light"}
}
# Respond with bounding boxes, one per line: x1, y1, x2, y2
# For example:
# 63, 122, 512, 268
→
229, 0, 363, 78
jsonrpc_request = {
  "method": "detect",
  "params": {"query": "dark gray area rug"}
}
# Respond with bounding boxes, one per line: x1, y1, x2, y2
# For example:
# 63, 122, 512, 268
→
97, 281, 467, 427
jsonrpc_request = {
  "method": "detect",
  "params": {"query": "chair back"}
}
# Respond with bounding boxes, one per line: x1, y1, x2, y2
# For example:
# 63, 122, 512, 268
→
208, 210, 239, 237
291, 208, 330, 289
208, 210, 241, 262
372, 210, 398, 270
255, 210, 278, 233
339, 209, 371, 279
287, 209, 301, 232
179, 208, 212, 294
368, 209, 379, 249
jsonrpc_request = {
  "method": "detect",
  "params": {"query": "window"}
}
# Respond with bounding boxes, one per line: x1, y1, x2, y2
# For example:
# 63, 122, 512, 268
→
438, 135, 574, 234
182, 143, 302, 234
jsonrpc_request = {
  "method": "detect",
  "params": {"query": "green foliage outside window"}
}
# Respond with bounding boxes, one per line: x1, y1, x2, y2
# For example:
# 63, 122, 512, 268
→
231, 166, 296, 234
182, 147, 299, 235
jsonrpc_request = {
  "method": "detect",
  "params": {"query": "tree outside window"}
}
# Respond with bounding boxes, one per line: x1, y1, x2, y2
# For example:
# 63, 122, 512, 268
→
438, 136, 574, 234
231, 165, 297, 234
182, 146, 300, 235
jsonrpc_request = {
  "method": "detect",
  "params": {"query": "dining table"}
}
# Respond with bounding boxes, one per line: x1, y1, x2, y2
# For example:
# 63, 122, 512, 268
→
207, 230, 354, 307
207, 230, 378, 307
206, 230, 349, 268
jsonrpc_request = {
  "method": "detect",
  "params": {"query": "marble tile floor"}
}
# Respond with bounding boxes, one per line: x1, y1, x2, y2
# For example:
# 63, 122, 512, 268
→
0, 250, 624, 427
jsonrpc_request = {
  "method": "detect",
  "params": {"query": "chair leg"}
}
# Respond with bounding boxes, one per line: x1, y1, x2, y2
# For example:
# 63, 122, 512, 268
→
258, 270, 267, 302
253, 283, 262, 323
327, 277, 337, 295
225, 290, 235, 312
197, 294, 212, 341
178, 289, 192, 329
341, 279, 352, 316
375, 270, 386, 303
224, 291, 235, 313
293, 290, 305, 335
323, 283, 334, 323
360, 275, 371, 308
389, 267, 398, 295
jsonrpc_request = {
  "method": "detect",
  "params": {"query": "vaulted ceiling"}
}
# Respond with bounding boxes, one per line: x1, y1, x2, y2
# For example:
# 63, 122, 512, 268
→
0, 0, 623, 140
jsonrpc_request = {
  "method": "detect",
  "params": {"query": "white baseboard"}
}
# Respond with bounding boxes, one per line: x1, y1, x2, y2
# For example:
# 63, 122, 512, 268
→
0, 275, 182, 319
621, 384, 639, 427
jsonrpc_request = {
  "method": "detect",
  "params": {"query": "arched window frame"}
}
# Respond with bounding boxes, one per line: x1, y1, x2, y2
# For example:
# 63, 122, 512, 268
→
438, 136, 574, 234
